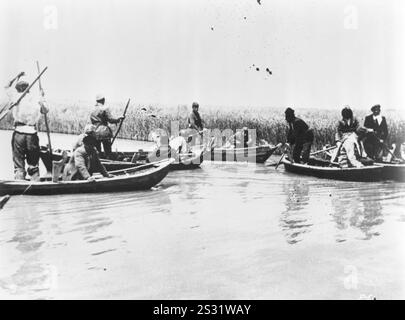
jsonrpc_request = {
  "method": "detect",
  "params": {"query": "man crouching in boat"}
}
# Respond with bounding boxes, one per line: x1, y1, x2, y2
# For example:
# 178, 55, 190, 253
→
4, 72, 49, 181
63, 130, 113, 181
332, 127, 374, 168
284, 107, 314, 163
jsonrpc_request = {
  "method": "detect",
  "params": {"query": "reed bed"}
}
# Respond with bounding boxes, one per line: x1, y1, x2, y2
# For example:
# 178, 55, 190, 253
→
1, 101, 404, 151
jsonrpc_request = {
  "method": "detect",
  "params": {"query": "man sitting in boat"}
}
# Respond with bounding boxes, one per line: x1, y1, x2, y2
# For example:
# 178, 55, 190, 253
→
63, 130, 112, 181
285, 107, 314, 164
335, 106, 360, 141
90, 94, 124, 159
72, 124, 96, 151
332, 127, 374, 168
363, 104, 388, 161
4, 71, 49, 181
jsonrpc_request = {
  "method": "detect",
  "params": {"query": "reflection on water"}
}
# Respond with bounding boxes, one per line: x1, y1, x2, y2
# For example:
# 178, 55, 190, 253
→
280, 178, 313, 244
331, 184, 385, 241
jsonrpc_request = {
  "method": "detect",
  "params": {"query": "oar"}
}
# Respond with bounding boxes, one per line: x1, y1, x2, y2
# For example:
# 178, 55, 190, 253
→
111, 98, 131, 145
275, 147, 287, 170
36, 61, 53, 159
0, 195, 10, 210
0, 67, 48, 121
310, 145, 338, 157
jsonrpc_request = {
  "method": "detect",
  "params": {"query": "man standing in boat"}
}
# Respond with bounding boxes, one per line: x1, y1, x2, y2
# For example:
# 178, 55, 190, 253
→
188, 102, 204, 132
4, 71, 49, 181
90, 94, 124, 159
284, 107, 314, 163
63, 129, 112, 181
363, 104, 388, 160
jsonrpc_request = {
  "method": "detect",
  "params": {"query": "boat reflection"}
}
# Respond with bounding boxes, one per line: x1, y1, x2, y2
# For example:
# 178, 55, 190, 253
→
280, 178, 313, 244
331, 184, 384, 241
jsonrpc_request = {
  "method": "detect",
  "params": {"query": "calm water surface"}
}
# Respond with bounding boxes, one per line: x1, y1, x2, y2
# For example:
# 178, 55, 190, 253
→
0, 130, 404, 299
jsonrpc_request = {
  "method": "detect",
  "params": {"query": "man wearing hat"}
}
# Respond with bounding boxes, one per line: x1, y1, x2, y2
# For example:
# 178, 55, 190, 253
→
284, 107, 314, 163
4, 71, 49, 181
63, 129, 112, 181
72, 124, 97, 151
363, 104, 388, 160
90, 94, 124, 159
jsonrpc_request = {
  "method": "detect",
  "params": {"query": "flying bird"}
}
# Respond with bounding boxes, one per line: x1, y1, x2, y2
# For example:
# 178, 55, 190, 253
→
257, 0, 261, 5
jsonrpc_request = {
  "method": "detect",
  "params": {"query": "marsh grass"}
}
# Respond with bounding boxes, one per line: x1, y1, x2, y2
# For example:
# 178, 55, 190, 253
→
1, 101, 404, 151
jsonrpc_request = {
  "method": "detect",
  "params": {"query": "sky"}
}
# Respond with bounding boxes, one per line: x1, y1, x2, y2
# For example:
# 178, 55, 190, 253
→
0, 0, 404, 110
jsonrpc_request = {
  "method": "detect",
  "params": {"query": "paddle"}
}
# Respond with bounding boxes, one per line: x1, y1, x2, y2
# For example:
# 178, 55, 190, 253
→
36, 61, 53, 159
310, 145, 338, 157
111, 98, 131, 145
0, 195, 10, 210
0, 67, 48, 121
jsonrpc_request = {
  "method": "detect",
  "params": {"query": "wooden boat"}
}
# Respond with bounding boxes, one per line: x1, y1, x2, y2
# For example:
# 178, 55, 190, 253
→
210, 144, 279, 163
0, 159, 174, 196
40, 146, 206, 172
282, 157, 384, 182
374, 161, 405, 182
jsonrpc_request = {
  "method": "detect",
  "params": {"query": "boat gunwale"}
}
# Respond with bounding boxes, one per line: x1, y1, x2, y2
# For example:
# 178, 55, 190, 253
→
0, 159, 174, 187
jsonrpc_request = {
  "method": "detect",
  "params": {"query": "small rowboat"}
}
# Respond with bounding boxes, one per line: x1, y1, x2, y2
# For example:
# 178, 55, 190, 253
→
0, 159, 173, 196
210, 145, 279, 163
374, 161, 405, 182
282, 157, 384, 182
40, 146, 206, 172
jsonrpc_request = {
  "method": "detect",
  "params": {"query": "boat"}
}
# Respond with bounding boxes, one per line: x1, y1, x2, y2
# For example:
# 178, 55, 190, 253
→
374, 161, 405, 182
210, 144, 280, 163
40, 146, 206, 172
282, 157, 384, 182
0, 159, 174, 196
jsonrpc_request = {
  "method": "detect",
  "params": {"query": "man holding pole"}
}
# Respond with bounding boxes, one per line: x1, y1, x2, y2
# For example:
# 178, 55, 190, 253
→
90, 94, 124, 159
4, 71, 49, 181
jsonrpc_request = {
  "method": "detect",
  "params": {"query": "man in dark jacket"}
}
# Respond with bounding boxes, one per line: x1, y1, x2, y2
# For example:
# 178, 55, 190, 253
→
90, 94, 124, 158
363, 104, 388, 160
285, 107, 314, 163
188, 102, 203, 132
63, 131, 112, 181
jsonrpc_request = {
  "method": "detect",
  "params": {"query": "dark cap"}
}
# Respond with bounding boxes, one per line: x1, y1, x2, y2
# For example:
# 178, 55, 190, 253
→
371, 104, 381, 112
285, 107, 295, 116
82, 134, 97, 146
15, 80, 29, 92
192, 102, 199, 108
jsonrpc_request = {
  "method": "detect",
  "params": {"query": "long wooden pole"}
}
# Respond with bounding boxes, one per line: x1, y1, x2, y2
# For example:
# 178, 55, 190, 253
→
36, 61, 53, 158
111, 98, 131, 145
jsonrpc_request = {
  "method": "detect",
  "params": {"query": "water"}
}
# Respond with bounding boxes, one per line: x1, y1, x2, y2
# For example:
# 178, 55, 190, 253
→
0, 130, 404, 299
